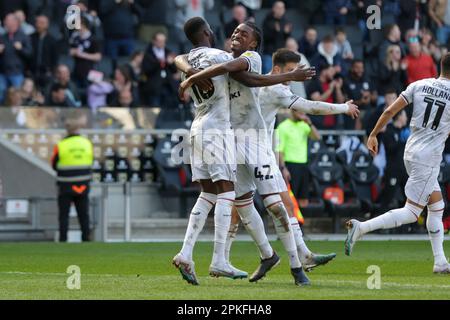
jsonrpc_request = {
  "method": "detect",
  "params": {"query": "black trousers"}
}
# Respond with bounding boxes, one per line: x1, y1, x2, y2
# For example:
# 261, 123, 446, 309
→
286, 162, 310, 200
58, 184, 90, 242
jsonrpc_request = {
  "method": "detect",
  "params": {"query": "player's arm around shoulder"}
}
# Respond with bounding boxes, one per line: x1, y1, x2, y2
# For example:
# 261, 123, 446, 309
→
179, 57, 250, 96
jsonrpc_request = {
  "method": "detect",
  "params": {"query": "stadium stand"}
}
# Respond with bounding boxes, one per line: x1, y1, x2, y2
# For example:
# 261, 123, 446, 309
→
1, 0, 450, 237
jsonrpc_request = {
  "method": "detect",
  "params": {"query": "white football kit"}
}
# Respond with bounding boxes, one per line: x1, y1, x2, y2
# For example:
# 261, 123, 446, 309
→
229, 51, 285, 197
259, 82, 349, 193
187, 47, 236, 183
400, 77, 450, 206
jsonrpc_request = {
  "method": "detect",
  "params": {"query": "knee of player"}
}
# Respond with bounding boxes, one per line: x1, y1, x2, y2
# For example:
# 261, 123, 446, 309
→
427, 199, 445, 216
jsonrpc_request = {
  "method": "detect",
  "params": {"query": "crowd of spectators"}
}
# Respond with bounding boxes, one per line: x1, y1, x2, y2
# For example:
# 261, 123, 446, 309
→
0, 1, 444, 121
0, 0, 448, 132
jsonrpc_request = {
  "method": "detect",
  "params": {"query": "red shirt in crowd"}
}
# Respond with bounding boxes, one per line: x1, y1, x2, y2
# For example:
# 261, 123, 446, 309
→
404, 53, 437, 84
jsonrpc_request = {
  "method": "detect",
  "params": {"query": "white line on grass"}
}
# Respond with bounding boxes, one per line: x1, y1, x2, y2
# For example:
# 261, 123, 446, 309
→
1, 272, 449, 290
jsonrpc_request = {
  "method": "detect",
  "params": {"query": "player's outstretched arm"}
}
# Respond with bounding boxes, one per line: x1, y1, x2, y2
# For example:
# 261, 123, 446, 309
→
229, 65, 316, 87
291, 98, 359, 119
367, 96, 408, 156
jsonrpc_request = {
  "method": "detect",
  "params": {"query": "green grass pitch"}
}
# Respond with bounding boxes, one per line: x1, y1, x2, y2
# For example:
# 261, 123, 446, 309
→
0, 241, 449, 300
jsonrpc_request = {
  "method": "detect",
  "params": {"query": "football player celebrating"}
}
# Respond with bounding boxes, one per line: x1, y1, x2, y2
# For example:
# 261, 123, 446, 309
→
180, 22, 319, 285
345, 53, 450, 274
173, 17, 314, 285
225, 48, 359, 272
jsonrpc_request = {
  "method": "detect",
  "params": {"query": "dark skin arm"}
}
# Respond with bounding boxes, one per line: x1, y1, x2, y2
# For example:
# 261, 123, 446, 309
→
174, 54, 214, 91
229, 65, 315, 87
179, 57, 315, 98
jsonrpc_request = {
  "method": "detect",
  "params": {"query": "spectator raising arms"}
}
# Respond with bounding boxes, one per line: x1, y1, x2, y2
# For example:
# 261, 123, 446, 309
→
21, 77, 44, 106
378, 45, 407, 96
262, 1, 292, 73
69, 16, 102, 88
107, 65, 137, 108
306, 63, 345, 129
378, 24, 407, 66
0, 13, 32, 104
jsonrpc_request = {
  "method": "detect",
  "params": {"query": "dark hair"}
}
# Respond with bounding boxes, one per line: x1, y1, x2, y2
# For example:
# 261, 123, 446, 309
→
272, 48, 300, 67
130, 50, 143, 60
318, 62, 332, 73
383, 24, 398, 37
184, 17, 207, 44
351, 59, 364, 66
335, 27, 345, 35
116, 65, 132, 83
80, 15, 90, 29
51, 83, 66, 92
393, 109, 406, 121
322, 34, 335, 43
243, 20, 262, 51
441, 53, 450, 75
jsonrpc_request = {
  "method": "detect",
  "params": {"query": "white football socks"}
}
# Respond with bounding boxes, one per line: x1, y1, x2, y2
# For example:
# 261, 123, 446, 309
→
235, 197, 274, 259
211, 191, 236, 266
264, 195, 302, 269
225, 222, 239, 262
359, 202, 422, 235
289, 216, 312, 261
180, 192, 216, 261
427, 200, 447, 266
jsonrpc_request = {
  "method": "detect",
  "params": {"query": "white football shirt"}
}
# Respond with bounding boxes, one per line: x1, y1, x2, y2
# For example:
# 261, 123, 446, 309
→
228, 51, 267, 132
187, 47, 233, 136
400, 77, 450, 167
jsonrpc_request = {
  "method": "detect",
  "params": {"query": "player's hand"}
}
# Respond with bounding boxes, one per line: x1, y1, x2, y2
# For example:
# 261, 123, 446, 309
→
367, 135, 378, 157
179, 78, 193, 100
345, 100, 360, 119
291, 64, 316, 82
299, 113, 312, 125
281, 167, 291, 185
13, 41, 22, 51
186, 68, 213, 92
0, 44, 4, 54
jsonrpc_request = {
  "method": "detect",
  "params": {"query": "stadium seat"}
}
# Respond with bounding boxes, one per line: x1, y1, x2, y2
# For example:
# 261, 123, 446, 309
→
153, 137, 199, 217
345, 150, 380, 215
309, 150, 361, 232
